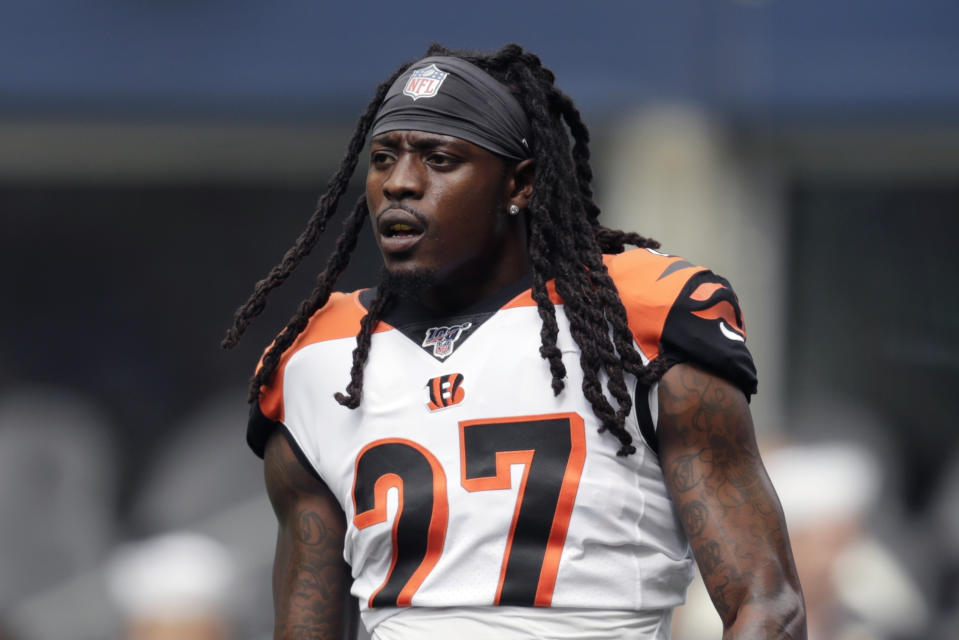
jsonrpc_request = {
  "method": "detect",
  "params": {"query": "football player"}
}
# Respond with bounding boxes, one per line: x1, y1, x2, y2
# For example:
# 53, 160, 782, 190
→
224, 44, 806, 640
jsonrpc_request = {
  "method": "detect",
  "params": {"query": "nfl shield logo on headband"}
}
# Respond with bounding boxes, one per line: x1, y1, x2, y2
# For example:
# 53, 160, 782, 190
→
403, 64, 448, 100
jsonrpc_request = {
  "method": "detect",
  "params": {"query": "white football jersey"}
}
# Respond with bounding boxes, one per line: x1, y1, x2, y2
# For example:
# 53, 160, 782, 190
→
248, 249, 757, 633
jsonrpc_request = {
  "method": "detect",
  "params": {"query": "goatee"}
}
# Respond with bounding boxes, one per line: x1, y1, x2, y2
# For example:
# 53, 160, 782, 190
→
377, 267, 439, 302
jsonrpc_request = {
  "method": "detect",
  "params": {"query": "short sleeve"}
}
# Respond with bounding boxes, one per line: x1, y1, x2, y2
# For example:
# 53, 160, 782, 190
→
242, 290, 372, 459
659, 270, 758, 397
247, 400, 281, 459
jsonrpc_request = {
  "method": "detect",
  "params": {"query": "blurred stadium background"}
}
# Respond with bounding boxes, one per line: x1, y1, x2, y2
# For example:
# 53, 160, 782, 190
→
2, 1, 958, 638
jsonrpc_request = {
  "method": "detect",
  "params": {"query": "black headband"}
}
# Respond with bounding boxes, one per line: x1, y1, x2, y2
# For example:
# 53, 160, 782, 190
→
370, 56, 532, 161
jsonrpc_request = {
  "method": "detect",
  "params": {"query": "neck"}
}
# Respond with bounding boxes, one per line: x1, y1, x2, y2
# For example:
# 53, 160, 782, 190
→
416, 257, 531, 313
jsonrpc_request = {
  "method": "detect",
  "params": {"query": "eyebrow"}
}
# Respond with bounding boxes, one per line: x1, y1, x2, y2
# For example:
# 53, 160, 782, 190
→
370, 133, 461, 151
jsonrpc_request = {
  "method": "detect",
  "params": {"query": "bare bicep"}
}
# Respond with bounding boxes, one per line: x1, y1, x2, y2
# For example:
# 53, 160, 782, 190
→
263, 430, 352, 640
656, 363, 800, 628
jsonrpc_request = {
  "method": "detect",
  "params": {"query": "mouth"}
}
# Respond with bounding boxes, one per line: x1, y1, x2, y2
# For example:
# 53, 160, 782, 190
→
376, 207, 426, 253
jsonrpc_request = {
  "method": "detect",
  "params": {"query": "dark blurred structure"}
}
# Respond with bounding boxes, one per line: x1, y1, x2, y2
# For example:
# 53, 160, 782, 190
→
2, 2, 958, 638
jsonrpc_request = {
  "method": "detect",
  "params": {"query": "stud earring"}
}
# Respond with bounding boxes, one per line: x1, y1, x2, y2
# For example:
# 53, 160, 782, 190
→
508, 204, 520, 216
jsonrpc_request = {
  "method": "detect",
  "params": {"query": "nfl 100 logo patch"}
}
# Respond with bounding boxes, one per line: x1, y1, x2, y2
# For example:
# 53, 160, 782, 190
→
422, 322, 472, 359
403, 64, 448, 100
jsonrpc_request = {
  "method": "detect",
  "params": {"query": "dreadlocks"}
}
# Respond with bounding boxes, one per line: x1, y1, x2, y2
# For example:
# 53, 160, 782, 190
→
223, 43, 665, 456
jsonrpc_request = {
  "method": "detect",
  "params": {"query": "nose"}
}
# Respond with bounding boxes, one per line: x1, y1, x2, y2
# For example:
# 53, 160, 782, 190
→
382, 154, 423, 201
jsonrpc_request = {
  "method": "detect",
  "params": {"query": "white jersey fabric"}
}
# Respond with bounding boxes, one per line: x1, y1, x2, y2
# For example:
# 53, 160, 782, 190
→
247, 249, 758, 636
372, 606, 672, 640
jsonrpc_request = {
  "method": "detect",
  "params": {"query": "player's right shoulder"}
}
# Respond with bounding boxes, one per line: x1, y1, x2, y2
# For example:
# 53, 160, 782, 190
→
250, 289, 374, 449
289, 289, 371, 353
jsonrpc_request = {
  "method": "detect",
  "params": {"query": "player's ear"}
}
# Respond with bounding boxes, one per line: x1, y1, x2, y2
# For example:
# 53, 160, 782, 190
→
506, 158, 535, 211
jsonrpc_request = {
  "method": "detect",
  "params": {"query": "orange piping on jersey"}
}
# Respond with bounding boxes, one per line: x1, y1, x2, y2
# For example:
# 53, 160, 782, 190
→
257, 290, 395, 424
692, 300, 746, 336
459, 412, 586, 607
353, 471, 402, 529
411, 443, 449, 608
359, 471, 403, 608
603, 250, 705, 360
689, 281, 725, 301
501, 279, 563, 309
535, 413, 586, 605
490, 450, 534, 605
352, 438, 448, 608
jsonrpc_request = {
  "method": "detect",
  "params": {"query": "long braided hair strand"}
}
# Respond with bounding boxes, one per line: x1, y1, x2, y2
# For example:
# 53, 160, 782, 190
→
450, 44, 666, 454
222, 62, 413, 402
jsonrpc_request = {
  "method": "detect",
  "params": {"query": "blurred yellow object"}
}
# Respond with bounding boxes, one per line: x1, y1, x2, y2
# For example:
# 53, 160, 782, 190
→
126, 615, 229, 640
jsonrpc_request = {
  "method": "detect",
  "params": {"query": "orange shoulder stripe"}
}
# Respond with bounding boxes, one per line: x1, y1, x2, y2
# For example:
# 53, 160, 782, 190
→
604, 249, 704, 360
258, 290, 394, 423
501, 279, 562, 309
502, 250, 702, 360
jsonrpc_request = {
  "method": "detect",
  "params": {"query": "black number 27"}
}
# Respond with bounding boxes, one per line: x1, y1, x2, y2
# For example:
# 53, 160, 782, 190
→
351, 412, 586, 608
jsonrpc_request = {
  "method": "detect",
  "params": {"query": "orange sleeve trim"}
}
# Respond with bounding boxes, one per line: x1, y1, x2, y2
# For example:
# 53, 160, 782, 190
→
257, 290, 395, 424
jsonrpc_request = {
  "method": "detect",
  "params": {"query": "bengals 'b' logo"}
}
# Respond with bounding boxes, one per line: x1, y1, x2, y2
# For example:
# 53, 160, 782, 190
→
426, 373, 465, 411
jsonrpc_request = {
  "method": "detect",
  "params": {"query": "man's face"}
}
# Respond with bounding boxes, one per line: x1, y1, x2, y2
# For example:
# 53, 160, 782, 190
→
366, 130, 529, 307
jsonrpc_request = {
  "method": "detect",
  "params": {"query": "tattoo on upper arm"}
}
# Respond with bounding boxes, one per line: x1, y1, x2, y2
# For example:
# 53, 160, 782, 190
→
659, 366, 791, 620
297, 510, 330, 546
669, 453, 704, 492
273, 504, 348, 640
283, 506, 348, 639
680, 500, 708, 536
267, 437, 349, 640
661, 367, 764, 518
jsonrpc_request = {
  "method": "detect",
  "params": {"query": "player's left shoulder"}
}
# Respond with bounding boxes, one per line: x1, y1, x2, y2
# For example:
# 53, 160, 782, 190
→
603, 248, 707, 312
657, 265, 757, 398
603, 250, 753, 378
604, 246, 707, 285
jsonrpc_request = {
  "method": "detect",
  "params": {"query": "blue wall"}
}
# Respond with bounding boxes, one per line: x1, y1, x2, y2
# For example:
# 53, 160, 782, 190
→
3, 0, 958, 120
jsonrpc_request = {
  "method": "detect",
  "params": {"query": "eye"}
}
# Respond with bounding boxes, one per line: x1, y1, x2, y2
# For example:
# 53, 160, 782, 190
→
370, 150, 395, 166
426, 153, 459, 168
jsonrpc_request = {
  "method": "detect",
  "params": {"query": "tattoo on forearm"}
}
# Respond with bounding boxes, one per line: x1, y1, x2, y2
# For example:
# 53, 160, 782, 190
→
695, 540, 722, 575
